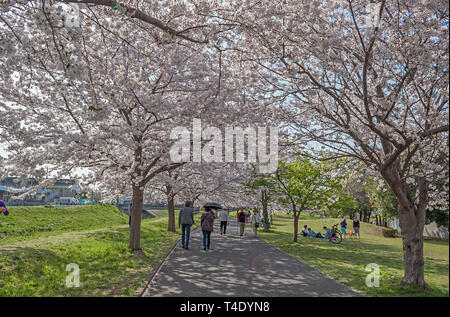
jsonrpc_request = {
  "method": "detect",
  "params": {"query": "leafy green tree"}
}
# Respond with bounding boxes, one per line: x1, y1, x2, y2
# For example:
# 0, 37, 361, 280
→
365, 177, 398, 223
327, 193, 358, 218
275, 158, 345, 242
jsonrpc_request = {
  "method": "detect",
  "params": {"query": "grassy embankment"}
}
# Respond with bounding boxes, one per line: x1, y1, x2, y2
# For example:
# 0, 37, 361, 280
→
0, 205, 199, 296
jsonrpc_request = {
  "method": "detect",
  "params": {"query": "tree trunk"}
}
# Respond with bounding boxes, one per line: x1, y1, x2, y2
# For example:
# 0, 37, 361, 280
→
166, 184, 176, 232
397, 203, 426, 286
382, 168, 428, 288
167, 195, 176, 232
262, 201, 270, 230
362, 209, 368, 222
376, 215, 379, 226
129, 185, 143, 250
293, 212, 299, 242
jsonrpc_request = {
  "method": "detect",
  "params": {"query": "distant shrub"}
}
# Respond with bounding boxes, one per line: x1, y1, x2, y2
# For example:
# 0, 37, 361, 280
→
381, 228, 398, 238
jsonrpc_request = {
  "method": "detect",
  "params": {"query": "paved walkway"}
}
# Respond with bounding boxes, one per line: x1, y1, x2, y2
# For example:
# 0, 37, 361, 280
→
143, 221, 360, 297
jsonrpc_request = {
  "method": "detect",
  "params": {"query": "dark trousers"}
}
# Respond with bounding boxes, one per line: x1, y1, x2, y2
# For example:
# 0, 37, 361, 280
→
202, 230, 211, 249
181, 224, 192, 247
220, 221, 227, 234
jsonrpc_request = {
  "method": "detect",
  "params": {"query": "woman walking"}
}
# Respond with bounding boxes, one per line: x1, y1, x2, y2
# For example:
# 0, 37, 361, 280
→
249, 210, 261, 237
201, 207, 215, 251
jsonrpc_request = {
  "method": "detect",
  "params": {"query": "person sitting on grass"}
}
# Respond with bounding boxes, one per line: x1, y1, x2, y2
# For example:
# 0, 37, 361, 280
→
307, 228, 323, 238
300, 225, 308, 237
322, 226, 331, 239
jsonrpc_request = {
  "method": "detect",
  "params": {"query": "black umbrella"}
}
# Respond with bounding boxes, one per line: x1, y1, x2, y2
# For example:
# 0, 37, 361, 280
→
203, 202, 222, 209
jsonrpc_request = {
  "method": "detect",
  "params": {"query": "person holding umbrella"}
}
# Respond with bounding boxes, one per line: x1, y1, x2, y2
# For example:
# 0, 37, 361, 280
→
201, 206, 215, 251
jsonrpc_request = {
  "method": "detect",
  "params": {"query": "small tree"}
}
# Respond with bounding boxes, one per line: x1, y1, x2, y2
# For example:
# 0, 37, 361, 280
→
275, 158, 344, 242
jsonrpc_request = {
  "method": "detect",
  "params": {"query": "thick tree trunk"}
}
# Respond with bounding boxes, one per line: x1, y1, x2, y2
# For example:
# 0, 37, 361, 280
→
397, 204, 426, 286
382, 166, 428, 288
129, 185, 143, 250
167, 195, 176, 232
165, 184, 176, 232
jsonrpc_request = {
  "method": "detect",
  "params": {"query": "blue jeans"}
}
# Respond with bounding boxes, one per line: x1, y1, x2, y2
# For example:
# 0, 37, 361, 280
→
341, 227, 347, 235
181, 224, 192, 247
202, 230, 211, 249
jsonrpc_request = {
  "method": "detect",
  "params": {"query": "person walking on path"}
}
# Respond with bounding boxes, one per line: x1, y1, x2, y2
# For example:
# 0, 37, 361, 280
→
237, 209, 247, 236
201, 207, 215, 250
218, 208, 229, 235
179, 201, 195, 250
352, 217, 360, 239
249, 209, 261, 237
340, 217, 348, 239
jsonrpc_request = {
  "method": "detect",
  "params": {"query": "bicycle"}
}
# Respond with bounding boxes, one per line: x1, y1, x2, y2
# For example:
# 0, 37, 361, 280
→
327, 224, 343, 244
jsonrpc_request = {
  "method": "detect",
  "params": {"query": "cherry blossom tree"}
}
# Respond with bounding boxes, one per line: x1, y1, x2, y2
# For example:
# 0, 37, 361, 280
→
0, 0, 259, 250
231, 0, 448, 286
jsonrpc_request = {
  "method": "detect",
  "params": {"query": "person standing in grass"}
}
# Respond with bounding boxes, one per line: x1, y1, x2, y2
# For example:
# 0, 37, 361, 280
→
201, 206, 215, 250
340, 217, 348, 238
179, 201, 195, 250
353, 217, 360, 239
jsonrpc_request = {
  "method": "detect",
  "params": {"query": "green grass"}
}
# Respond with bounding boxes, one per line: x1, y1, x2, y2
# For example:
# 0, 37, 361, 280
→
259, 213, 449, 297
0, 205, 199, 296
0, 204, 128, 244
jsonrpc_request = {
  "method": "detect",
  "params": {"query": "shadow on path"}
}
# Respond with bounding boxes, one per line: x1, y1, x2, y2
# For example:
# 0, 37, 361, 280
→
144, 221, 361, 297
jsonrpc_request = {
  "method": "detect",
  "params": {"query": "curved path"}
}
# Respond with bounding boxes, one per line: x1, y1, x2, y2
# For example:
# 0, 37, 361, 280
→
143, 221, 361, 297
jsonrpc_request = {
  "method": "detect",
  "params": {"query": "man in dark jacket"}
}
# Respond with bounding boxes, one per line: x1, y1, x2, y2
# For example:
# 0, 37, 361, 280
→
237, 209, 247, 236
179, 201, 195, 249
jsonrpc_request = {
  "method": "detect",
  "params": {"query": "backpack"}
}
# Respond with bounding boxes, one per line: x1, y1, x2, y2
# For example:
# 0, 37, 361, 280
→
238, 212, 246, 222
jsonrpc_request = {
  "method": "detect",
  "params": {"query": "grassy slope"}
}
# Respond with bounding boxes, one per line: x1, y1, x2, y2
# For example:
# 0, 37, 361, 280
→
259, 213, 449, 297
0, 204, 128, 244
0, 206, 200, 296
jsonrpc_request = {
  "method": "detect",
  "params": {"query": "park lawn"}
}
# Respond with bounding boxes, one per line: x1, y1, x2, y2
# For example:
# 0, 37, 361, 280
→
259, 213, 449, 297
0, 206, 200, 296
